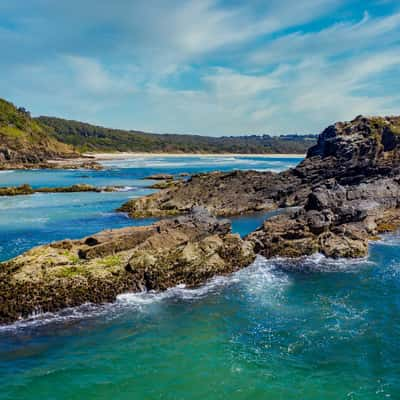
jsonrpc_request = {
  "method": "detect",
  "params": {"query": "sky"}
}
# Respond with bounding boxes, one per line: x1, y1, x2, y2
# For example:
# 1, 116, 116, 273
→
0, 0, 399, 136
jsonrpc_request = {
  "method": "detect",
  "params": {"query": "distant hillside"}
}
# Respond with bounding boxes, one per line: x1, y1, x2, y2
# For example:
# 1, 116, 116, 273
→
0, 99, 76, 164
37, 116, 316, 154
0, 97, 316, 168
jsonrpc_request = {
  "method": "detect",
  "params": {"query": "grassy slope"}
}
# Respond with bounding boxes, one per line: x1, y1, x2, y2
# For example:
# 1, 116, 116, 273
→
0, 99, 76, 163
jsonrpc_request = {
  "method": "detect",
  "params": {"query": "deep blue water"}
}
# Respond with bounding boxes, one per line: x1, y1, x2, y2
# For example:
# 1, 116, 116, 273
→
1, 155, 400, 399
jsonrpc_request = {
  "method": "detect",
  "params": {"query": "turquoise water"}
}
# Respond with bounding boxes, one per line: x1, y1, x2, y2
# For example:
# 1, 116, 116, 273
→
0, 155, 299, 262
1, 155, 400, 399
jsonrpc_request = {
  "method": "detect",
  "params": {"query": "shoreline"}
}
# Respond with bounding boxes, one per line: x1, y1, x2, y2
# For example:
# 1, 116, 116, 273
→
0, 153, 304, 170
85, 152, 305, 160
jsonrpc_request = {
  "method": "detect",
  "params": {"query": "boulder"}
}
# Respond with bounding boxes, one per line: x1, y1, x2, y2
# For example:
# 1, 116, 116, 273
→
0, 208, 255, 324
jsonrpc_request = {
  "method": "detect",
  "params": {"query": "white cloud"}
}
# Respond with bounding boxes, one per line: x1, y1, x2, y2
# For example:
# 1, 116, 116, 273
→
204, 68, 280, 98
1, 0, 399, 135
64, 55, 135, 95
250, 11, 400, 66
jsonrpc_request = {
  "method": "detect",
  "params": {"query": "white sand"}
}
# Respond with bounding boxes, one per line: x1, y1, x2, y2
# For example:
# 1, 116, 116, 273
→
86, 152, 305, 160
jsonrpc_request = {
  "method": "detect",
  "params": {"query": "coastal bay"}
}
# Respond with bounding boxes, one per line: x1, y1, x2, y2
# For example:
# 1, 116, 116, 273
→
2, 118, 400, 398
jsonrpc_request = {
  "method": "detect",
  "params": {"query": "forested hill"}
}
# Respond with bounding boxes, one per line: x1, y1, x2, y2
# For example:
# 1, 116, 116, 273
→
37, 116, 316, 154
0, 99, 76, 165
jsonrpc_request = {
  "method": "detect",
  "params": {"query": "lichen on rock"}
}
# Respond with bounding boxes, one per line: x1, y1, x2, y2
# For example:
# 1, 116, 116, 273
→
0, 208, 255, 324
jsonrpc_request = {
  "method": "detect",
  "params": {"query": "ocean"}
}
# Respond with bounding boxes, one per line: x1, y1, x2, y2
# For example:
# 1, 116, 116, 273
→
1, 155, 399, 399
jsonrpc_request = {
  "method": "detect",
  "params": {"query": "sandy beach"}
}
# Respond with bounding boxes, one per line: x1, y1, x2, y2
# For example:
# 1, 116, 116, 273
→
85, 152, 305, 160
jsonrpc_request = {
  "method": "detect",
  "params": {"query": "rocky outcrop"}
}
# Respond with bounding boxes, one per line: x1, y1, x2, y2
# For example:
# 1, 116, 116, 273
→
120, 116, 400, 219
247, 177, 400, 258
0, 208, 255, 324
246, 115, 400, 258
119, 170, 305, 217
2, 115, 400, 324
120, 115, 400, 259
294, 115, 400, 185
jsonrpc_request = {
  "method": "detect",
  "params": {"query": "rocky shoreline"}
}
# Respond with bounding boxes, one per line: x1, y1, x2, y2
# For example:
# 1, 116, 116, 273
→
0, 209, 254, 324
1, 115, 400, 324
0, 158, 103, 171
0, 183, 126, 196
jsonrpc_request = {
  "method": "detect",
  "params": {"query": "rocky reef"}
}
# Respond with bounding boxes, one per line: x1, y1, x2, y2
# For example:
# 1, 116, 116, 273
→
245, 115, 400, 258
121, 115, 400, 259
119, 170, 304, 217
0, 184, 124, 196
2, 114, 400, 324
120, 116, 400, 219
0, 208, 254, 324
247, 178, 400, 258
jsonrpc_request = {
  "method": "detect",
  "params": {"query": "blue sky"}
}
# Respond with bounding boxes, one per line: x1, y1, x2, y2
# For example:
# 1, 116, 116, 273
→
0, 0, 399, 135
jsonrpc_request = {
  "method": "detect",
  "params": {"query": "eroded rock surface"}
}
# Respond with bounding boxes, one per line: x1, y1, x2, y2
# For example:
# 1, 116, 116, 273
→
0, 208, 254, 324
247, 178, 400, 259
119, 170, 305, 217
295, 115, 400, 185
3, 115, 400, 324
120, 116, 400, 219
120, 115, 400, 259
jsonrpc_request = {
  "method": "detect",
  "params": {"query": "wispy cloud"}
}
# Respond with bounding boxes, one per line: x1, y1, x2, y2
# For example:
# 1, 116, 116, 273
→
0, 0, 399, 134
64, 55, 136, 95
249, 11, 400, 66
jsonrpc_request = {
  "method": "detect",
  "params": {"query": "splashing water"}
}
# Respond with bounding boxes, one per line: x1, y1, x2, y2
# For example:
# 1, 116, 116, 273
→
1, 155, 399, 399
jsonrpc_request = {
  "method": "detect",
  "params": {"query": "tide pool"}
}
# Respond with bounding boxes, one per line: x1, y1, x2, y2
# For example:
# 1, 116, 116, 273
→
1, 155, 399, 399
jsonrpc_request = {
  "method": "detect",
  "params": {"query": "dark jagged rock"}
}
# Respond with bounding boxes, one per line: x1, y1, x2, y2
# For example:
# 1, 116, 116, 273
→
247, 177, 400, 259
119, 115, 400, 219
0, 208, 254, 324
119, 170, 304, 217
120, 115, 400, 260
295, 115, 400, 185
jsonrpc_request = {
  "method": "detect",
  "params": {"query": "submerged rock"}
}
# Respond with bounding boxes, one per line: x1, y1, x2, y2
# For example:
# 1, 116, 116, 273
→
0, 184, 35, 196
147, 179, 182, 190
0, 208, 255, 324
0, 183, 121, 196
144, 174, 174, 180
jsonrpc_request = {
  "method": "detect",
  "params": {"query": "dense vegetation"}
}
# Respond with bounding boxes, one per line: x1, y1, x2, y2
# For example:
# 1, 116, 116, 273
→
0, 97, 316, 165
38, 116, 316, 154
0, 99, 75, 164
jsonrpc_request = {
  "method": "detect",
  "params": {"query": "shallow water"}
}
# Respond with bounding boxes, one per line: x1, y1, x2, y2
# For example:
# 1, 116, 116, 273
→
0, 155, 300, 261
1, 155, 400, 399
